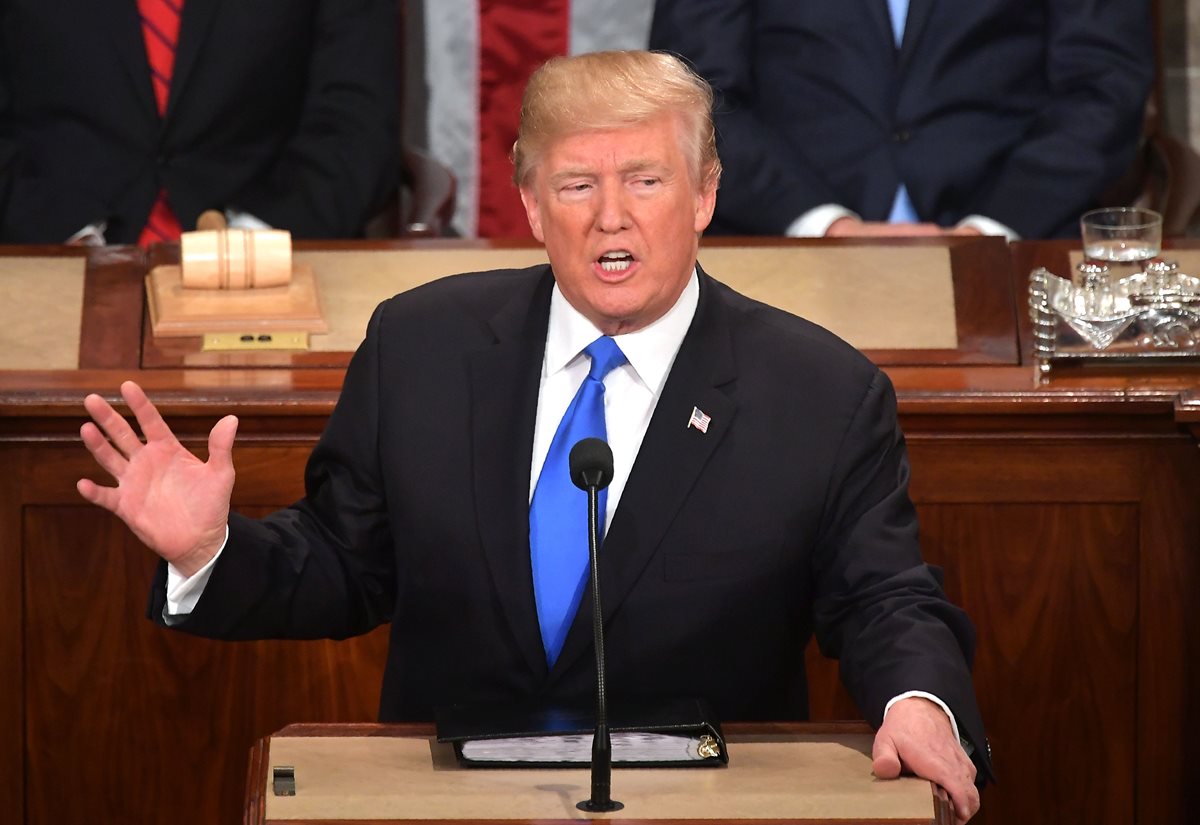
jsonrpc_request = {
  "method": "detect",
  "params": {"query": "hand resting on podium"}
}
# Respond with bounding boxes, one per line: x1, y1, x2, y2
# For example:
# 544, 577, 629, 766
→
875, 696, 980, 824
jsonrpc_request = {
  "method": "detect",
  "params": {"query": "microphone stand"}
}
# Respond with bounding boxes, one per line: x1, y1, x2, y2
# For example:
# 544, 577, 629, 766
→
576, 471, 623, 813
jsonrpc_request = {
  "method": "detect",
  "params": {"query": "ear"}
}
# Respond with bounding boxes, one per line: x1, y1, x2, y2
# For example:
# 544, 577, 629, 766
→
693, 179, 717, 234
519, 185, 545, 243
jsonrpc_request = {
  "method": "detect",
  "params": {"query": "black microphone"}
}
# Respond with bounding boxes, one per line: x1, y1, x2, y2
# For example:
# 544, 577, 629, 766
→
569, 437, 614, 492
569, 438, 623, 813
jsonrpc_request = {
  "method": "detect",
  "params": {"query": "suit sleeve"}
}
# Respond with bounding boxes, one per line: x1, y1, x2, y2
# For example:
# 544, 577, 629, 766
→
650, 0, 841, 233
228, 0, 399, 238
965, 0, 1153, 238
809, 369, 992, 780
148, 303, 396, 640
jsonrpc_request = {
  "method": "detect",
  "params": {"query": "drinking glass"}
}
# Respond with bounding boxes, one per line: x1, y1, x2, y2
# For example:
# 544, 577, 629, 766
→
1080, 207, 1162, 279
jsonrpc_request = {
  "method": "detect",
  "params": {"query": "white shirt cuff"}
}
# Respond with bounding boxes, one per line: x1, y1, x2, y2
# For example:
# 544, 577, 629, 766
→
164, 525, 229, 616
957, 214, 1019, 242
785, 204, 860, 238
66, 221, 107, 246
884, 690, 972, 756
224, 209, 273, 231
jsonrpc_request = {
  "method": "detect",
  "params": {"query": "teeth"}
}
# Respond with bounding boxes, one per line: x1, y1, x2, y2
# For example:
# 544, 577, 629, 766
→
598, 252, 633, 272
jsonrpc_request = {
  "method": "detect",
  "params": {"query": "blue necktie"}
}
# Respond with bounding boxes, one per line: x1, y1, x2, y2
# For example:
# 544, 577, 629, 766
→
887, 0, 908, 47
529, 336, 627, 666
886, 0, 919, 223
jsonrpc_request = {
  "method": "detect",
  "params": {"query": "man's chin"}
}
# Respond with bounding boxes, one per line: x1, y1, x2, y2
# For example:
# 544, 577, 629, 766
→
581, 301, 647, 337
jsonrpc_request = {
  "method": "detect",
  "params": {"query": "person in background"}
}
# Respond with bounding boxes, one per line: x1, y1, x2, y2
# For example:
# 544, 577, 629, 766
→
0, 0, 399, 245
78, 50, 989, 823
650, 0, 1154, 241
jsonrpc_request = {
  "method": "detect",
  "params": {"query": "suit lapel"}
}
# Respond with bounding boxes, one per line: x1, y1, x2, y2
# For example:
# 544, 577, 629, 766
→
470, 268, 555, 681
167, 0, 224, 120
549, 268, 739, 681
897, 0, 934, 70
107, 1, 159, 119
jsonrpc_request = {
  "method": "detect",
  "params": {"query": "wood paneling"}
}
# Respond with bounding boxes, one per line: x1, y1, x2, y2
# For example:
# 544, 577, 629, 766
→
1135, 442, 1200, 824
0, 447, 23, 820
22, 501, 386, 825
923, 502, 1138, 825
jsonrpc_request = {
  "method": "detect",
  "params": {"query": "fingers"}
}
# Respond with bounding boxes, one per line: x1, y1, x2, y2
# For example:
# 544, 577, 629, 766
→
919, 747, 978, 822
206, 415, 240, 473
80, 421, 129, 480
871, 735, 902, 779
827, 219, 948, 238
888, 222, 946, 237
76, 478, 119, 513
949, 778, 980, 824
121, 381, 179, 446
939, 746, 978, 821
84, 391, 143, 458
890, 752, 978, 824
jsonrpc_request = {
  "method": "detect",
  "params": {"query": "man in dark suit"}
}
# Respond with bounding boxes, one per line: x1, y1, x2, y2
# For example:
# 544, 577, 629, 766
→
650, 0, 1154, 240
78, 50, 988, 822
0, 0, 398, 244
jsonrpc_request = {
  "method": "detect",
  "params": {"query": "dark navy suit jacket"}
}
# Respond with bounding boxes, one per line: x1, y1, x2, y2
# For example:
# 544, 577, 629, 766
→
650, 0, 1154, 238
149, 264, 992, 781
0, 0, 398, 243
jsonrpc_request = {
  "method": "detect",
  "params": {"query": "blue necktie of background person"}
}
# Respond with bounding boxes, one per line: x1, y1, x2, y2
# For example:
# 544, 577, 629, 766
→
529, 335, 628, 666
886, 0, 919, 224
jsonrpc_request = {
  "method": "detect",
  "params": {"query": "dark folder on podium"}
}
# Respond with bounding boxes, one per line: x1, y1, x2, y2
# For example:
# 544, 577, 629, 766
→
435, 697, 728, 768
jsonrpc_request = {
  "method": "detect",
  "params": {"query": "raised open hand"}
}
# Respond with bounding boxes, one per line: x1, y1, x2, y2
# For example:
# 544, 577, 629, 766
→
77, 381, 238, 577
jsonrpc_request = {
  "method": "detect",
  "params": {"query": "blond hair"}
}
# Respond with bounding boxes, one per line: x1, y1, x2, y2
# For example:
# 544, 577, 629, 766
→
512, 50, 721, 190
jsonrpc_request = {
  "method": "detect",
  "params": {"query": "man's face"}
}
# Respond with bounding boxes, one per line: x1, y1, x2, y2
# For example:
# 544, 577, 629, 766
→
519, 113, 717, 336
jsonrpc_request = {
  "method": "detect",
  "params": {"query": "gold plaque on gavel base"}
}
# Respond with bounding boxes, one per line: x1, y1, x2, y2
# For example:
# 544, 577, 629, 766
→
146, 227, 328, 338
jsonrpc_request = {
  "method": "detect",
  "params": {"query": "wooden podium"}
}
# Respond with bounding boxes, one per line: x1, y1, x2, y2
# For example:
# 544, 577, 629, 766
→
244, 723, 952, 825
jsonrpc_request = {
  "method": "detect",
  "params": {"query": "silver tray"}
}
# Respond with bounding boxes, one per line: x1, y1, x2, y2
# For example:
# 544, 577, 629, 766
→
1028, 260, 1200, 377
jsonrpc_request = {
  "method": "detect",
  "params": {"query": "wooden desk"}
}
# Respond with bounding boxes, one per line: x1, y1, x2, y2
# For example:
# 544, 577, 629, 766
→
1, 238, 1197, 825
243, 722, 950, 825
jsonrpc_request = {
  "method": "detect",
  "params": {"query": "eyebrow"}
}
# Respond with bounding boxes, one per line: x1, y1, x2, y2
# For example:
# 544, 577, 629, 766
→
617, 158, 664, 174
547, 158, 670, 186
548, 168, 596, 187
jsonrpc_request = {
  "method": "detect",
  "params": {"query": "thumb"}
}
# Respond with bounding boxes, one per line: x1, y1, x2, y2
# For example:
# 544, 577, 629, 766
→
872, 732, 902, 780
207, 415, 240, 472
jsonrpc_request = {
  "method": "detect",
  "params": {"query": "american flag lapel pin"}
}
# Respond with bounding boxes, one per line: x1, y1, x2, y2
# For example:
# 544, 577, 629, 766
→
687, 406, 711, 434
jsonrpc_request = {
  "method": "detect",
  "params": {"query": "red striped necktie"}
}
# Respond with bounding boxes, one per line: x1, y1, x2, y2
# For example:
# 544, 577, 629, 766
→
137, 0, 184, 246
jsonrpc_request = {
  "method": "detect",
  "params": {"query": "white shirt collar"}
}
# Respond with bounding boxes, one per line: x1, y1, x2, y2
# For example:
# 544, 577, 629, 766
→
543, 270, 700, 395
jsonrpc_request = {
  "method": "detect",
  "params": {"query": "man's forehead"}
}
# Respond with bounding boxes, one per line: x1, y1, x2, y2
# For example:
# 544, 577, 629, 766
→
536, 118, 685, 172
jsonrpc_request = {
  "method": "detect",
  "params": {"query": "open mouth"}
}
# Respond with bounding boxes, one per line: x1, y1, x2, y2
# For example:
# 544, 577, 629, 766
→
597, 251, 635, 273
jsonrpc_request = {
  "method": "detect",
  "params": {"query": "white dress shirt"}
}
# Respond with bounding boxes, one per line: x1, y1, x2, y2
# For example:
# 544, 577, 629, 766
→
528, 272, 699, 523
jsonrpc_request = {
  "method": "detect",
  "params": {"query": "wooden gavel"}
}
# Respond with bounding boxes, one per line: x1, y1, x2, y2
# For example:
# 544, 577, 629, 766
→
180, 210, 292, 290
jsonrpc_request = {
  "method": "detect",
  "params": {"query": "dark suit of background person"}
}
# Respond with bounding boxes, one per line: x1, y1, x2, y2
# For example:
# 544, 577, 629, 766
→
649, 0, 1154, 239
0, 0, 399, 244
146, 262, 993, 782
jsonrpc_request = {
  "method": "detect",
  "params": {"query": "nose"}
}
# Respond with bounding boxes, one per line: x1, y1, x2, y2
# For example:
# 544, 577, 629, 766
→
594, 182, 632, 233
